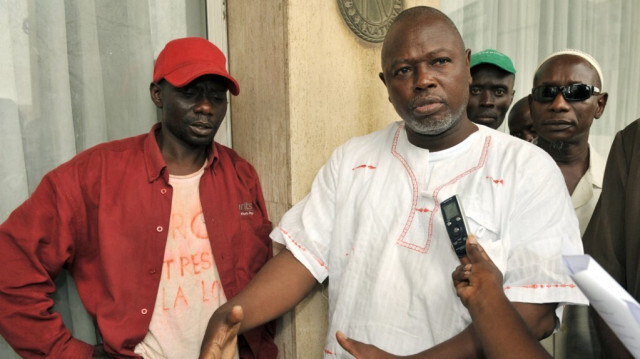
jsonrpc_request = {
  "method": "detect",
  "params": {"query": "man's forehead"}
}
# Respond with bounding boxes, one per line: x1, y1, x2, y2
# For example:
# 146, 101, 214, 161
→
382, 17, 462, 66
535, 56, 599, 84
534, 51, 603, 88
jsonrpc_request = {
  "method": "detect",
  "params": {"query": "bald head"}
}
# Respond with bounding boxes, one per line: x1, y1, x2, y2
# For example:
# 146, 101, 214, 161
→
388, 6, 460, 36
508, 97, 536, 142
508, 97, 530, 125
381, 6, 465, 71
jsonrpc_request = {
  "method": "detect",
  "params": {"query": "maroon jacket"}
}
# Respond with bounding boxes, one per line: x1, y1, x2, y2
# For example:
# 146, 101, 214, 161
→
0, 124, 276, 358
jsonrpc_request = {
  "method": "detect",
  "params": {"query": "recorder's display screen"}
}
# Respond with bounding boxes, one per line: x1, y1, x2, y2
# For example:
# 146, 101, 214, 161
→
443, 202, 458, 220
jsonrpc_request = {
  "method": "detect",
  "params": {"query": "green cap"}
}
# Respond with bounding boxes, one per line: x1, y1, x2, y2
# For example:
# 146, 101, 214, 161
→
470, 49, 516, 74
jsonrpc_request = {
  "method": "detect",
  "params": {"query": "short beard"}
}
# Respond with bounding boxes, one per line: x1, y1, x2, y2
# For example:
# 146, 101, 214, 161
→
548, 140, 566, 152
403, 104, 465, 136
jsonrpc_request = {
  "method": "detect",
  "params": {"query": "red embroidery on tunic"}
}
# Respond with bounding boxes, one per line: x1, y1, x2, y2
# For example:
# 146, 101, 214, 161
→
485, 176, 504, 184
352, 164, 377, 171
504, 283, 577, 290
391, 124, 492, 253
279, 227, 329, 269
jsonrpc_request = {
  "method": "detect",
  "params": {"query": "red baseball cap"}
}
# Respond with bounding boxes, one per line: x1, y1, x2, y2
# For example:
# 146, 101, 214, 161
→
153, 37, 240, 95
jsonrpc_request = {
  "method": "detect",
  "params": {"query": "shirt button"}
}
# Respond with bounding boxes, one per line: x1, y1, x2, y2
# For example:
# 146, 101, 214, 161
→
141, 308, 148, 315
160, 188, 167, 194
149, 269, 156, 274
156, 226, 163, 232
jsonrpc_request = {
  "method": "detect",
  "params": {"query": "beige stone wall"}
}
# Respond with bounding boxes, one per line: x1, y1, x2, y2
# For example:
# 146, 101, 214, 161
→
227, 1, 439, 357
226, 1, 290, 225
287, 1, 393, 204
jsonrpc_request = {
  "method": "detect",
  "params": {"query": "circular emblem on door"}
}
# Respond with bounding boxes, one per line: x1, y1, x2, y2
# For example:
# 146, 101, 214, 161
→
337, 0, 404, 43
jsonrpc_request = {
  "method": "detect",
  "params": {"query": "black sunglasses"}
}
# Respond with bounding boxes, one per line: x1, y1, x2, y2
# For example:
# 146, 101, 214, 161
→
531, 84, 601, 103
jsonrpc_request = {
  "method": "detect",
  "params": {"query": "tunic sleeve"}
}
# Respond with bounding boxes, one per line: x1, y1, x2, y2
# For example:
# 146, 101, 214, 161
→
269, 146, 343, 283
502, 152, 588, 307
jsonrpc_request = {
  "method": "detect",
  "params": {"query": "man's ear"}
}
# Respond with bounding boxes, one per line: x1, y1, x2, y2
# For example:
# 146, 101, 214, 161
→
594, 92, 608, 119
465, 49, 472, 85
379, 72, 392, 103
150, 82, 163, 108
379, 72, 386, 86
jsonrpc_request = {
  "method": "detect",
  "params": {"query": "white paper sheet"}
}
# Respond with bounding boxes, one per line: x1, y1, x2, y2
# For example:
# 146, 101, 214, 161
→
563, 254, 640, 357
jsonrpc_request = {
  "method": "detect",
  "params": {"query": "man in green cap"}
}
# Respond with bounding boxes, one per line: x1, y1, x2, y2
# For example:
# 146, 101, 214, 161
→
467, 49, 516, 129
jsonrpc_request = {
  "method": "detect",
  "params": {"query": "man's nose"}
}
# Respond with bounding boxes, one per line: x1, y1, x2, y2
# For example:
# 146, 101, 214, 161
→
194, 95, 214, 114
479, 91, 494, 106
415, 65, 436, 91
549, 92, 571, 111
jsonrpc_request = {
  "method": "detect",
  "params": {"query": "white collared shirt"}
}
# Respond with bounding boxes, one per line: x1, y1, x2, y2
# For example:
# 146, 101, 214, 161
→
572, 144, 605, 235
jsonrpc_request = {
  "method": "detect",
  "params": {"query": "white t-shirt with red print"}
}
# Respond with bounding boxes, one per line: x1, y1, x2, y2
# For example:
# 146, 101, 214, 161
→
135, 163, 238, 359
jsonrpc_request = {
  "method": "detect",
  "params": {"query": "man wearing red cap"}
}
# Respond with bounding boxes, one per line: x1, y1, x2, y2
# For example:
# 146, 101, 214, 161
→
0, 37, 276, 358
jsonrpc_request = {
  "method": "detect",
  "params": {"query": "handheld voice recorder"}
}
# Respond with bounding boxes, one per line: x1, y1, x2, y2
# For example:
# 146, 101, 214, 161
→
440, 194, 470, 258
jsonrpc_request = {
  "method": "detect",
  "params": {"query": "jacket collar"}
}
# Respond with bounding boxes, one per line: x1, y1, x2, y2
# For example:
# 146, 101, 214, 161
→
143, 123, 219, 182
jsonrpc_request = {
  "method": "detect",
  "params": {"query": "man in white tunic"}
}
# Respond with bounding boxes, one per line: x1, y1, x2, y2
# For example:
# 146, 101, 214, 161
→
200, 6, 587, 359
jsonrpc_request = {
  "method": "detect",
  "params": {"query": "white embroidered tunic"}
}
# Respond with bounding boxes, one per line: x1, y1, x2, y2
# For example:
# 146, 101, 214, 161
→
272, 122, 588, 357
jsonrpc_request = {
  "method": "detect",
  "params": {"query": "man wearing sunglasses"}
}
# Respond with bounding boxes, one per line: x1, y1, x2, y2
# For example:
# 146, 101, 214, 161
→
529, 49, 609, 359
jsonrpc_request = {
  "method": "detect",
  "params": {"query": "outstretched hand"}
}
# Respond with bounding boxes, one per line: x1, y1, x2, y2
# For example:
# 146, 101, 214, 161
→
336, 331, 399, 359
199, 305, 243, 359
452, 235, 504, 308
